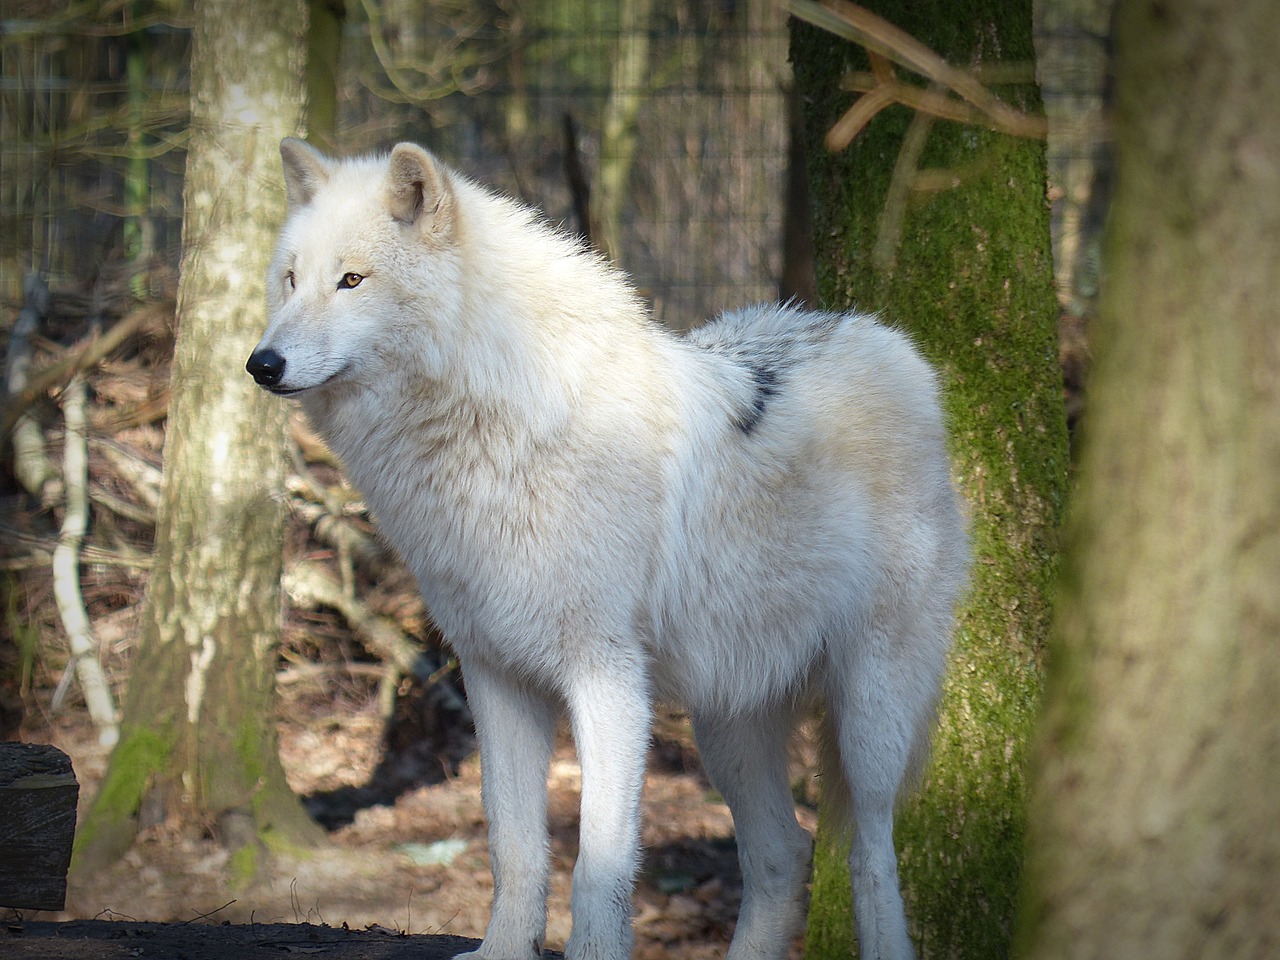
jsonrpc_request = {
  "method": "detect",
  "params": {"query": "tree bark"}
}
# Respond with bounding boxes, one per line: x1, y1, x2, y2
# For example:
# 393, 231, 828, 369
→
1018, 0, 1280, 956
791, 1, 1068, 956
74, 0, 321, 876
594, 0, 654, 263
304, 0, 345, 150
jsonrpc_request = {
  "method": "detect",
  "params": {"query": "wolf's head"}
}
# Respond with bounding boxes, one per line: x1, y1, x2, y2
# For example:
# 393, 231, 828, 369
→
246, 138, 462, 397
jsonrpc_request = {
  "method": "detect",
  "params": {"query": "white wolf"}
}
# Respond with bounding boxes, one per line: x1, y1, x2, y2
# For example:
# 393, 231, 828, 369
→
248, 139, 967, 960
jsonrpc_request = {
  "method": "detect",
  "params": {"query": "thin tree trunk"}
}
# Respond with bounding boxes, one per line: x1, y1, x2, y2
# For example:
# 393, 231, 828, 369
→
1018, 0, 1280, 955
594, 0, 653, 263
75, 0, 321, 876
123, 2, 152, 297
305, 0, 345, 150
792, 1, 1068, 955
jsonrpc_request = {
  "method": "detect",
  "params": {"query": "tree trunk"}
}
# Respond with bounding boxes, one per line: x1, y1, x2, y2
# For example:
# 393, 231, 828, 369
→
791, 2, 1068, 956
305, 0, 345, 150
74, 0, 322, 877
123, 2, 153, 297
594, 0, 654, 263
1017, 0, 1280, 956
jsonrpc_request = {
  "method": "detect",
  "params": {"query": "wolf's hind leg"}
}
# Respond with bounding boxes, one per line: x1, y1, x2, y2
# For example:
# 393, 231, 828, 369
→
828, 632, 927, 960
563, 669, 652, 960
693, 709, 812, 960
455, 660, 557, 960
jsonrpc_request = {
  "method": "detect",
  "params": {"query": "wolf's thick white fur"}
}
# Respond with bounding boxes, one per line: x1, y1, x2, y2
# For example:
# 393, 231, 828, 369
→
248, 139, 968, 960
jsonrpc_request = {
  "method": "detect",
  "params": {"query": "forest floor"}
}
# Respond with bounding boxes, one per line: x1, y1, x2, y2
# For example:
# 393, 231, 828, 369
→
8, 684, 816, 960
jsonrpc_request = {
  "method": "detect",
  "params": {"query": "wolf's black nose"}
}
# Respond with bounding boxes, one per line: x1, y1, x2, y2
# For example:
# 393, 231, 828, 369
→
246, 348, 286, 386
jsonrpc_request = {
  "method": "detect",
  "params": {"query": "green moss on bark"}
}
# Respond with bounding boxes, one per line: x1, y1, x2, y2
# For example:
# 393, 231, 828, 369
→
72, 726, 174, 874
792, 4, 1068, 957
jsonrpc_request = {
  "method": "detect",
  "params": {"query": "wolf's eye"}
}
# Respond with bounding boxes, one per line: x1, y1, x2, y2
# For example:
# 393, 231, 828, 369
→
338, 272, 364, 290
286, 270, 296, 290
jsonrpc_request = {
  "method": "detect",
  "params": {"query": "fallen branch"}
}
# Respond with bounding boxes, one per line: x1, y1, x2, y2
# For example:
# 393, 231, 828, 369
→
0, 525, 153, 572
289, 415, 342, 468
50, 371, 120, 746
286, 456, 388, 571
0, 300, 162, 442
290, 499, 387, 571
4, 274, 61, 506
94, 439, 163, 511
90, 484, 156, 526
276, 661, 394, 687
282, 558, 465, 718
282, 559, 421, 675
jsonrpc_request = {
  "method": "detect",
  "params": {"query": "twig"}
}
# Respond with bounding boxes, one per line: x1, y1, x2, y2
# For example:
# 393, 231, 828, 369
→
356, 0, 496, 104
181, 900, 237, 924
90, 485, 156, 526
94, 439, 163, 511
823, 80, 898, 153
50, 371, 120, 746
286, 455, 387, 570
0, 525, 153, 572
289, 499, 387, 571
276, 661, 394, 686
282, 560, 421, 675
836, 65, 1043, 145
282, 559, 465, 716
872, 84, 943, 273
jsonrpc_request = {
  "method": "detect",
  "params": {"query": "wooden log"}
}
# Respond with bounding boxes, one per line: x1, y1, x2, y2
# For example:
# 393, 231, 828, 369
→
0, 742, 79, 911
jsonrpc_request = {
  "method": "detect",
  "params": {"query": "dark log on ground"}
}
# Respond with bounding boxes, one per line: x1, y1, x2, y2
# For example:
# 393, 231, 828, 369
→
2, 921, 565, 960
0, 743, 78, 911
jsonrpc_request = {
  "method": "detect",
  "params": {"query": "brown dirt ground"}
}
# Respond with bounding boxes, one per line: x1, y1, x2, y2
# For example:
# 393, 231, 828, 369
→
7, 693, 817, 960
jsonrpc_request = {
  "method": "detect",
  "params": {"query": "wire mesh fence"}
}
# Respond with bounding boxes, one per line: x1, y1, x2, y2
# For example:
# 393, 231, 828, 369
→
1, 1, 1111, 327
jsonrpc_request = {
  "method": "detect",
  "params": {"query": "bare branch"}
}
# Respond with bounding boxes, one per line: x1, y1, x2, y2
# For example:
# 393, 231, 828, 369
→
788, 0, 1047, 148
356, 0, 498, 105
94, 440, 163, 511
282, 559, 420, 676
872, 86, 943, 273
51, 372, 120, 746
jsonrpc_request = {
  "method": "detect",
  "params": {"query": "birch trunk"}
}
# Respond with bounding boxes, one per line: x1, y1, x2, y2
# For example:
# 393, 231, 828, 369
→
75, 0, 321, 875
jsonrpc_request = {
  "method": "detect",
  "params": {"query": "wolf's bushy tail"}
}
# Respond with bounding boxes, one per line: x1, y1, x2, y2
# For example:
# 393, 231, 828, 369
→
814, 698, 937, 842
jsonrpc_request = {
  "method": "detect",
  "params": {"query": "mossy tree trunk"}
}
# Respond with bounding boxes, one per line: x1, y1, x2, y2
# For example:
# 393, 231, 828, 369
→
1017, 0, 1280, 955
304, 0, 345, 150
791, 2, 1068, 957
74, 0, 322, 878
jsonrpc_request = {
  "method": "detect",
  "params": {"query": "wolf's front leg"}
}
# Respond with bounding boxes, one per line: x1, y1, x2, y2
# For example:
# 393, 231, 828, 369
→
563, 668, 652, 960
456, 659, 558, 960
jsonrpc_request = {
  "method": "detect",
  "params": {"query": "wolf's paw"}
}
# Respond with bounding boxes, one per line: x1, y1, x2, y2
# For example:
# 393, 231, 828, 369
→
453, 945, 542, 960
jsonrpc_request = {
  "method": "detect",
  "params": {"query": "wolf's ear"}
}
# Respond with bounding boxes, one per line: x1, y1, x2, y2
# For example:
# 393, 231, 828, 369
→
280, 137, 331, 209
386, 143, 453, 235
